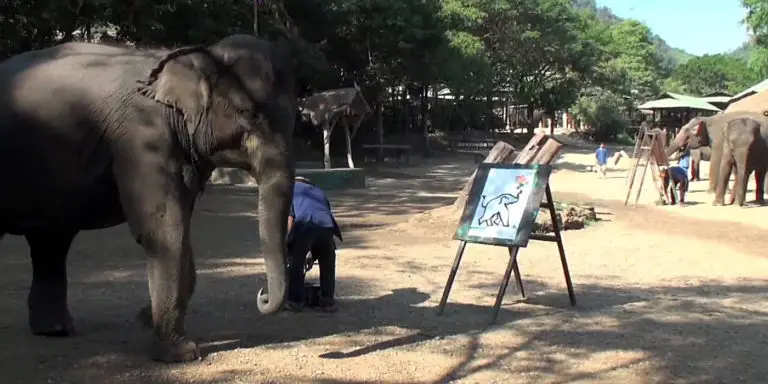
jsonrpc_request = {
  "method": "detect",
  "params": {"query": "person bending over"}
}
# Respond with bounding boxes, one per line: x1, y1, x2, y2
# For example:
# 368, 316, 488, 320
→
662, 149, 691, 205
285, 176, 343, 312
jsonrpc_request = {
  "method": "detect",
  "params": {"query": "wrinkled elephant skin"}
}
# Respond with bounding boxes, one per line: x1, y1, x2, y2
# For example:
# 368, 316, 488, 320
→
713, 117, 768, 206
0, 35, 297, 362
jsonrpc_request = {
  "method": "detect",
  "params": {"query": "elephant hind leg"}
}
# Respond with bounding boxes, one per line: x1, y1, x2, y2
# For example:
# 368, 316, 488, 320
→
25, 229, 78, 337
756, 166, 767, 203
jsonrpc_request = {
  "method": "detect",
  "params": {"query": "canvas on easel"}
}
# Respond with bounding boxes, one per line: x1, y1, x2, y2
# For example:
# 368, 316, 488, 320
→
454, 164, 552, 247
437, 133, 576, 324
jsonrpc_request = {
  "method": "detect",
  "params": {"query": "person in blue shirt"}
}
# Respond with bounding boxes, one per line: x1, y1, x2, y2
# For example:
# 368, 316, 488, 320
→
285, 176, 343, 312
595, 143, 609, 178
662, 149, 691, 205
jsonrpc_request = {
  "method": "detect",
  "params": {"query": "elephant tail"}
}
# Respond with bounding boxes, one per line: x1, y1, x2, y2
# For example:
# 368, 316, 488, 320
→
480, 195, 487, 206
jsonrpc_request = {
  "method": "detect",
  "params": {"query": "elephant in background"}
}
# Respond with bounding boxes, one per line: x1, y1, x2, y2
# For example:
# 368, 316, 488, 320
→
0, 35, 297, 362
715, 117, 768, 205
671, 115, 768, 206
667, 111, 768, 195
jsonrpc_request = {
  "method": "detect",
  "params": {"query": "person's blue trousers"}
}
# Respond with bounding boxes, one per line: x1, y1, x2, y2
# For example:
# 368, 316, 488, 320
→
286, 226, 336, 309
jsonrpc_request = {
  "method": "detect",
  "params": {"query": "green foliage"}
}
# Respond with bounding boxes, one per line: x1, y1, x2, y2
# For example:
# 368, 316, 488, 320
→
1, 0, 757, 147
570, 88, 628, 141
666, 54, 759, 95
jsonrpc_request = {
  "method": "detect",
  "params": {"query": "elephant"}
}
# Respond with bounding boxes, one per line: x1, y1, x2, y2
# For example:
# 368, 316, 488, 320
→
667, 111, 768, 196
0, 35, 297, 362
715, 117, 768, 206
688, 147, 711, 182
670, 115, 768, 206
477, 192, 522, 227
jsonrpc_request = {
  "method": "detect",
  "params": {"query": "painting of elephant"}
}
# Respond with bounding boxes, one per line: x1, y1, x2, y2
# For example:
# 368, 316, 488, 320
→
0, 35, 297, 362
667, 111, 768, 195
477, 192, 522, 227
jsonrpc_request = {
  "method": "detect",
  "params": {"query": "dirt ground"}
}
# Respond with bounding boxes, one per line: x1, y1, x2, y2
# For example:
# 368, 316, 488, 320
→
1, 137, 767, 384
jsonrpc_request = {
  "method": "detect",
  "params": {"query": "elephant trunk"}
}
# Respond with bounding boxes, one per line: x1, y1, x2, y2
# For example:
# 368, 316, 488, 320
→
665, 135, 683, 157
249, 135, 295, 315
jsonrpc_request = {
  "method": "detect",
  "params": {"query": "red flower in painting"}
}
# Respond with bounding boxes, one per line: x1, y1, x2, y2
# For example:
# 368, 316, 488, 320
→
516, 174, 528, 186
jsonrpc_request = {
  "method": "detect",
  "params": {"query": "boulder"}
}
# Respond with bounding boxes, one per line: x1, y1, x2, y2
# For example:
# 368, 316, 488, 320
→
533, 204, 597, 234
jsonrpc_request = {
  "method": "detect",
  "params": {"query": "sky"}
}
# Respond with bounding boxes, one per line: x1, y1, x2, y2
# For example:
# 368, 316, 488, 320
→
596, 0, 751, 56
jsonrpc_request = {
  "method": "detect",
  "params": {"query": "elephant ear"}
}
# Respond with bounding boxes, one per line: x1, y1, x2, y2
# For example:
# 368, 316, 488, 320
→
137, 46, 216, 130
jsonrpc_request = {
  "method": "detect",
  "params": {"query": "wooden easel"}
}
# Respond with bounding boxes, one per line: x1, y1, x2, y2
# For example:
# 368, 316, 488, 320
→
624, 129, 670, 206
436, 133, 577, 324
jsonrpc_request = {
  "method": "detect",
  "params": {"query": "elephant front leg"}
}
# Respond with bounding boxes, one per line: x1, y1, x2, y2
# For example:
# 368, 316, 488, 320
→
25, 230, 77, 337
732, 150, 750, 206
116, 166, 199, 363
714, 150, 734, 206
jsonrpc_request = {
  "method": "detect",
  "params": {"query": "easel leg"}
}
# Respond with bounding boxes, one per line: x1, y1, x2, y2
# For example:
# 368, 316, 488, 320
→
490, 246, 520, 324
436, 241, 467, 315
509, 247, 525, 298
546, 185, 577, 306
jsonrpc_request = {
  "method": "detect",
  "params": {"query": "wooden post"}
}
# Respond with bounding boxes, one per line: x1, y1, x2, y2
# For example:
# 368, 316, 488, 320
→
322, 118, 337, 170
453, 141, 516, 208
513, 132, 564, 165
341, 117, 355, 169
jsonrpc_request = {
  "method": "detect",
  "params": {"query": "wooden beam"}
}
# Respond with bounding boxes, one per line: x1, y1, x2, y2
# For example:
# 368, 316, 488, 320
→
453, 140, 516, 208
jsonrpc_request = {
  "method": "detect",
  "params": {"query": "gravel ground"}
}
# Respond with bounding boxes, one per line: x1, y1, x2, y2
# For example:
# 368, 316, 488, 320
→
0, 146, 766, 384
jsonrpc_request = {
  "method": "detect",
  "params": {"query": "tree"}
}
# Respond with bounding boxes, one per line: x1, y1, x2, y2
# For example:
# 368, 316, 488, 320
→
666, 54, 758, 95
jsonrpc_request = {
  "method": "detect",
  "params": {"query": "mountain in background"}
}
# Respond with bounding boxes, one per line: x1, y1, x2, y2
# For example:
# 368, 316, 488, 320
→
729, 40, 755, 61
572, 0, 695, 68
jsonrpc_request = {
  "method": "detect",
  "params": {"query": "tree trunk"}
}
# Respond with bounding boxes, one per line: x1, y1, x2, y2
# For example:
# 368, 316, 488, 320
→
453, 141, 517, 208
420, 83, 432, 157
342, 118, 355, 168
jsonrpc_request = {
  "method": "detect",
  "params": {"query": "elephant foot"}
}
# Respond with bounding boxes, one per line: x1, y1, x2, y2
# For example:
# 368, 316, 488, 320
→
712, 200, 725, 206
30, 310, 76, 337
149, 337, 201, 363
136, 305, 153, 329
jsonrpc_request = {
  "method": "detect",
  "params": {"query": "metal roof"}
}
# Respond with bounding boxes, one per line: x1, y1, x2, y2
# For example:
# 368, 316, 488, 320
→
729, 78, 768, 104
638, 95, 721, 112
725, 89, 768, 113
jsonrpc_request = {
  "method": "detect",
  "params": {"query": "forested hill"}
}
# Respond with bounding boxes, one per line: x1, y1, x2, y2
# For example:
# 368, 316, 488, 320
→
572, 0, 695, 68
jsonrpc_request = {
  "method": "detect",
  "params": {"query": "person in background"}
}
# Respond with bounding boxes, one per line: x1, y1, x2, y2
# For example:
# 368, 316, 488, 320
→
285, 176, 343, 312
595, 143, 609, 178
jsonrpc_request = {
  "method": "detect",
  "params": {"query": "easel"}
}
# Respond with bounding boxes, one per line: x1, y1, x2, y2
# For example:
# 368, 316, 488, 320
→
436, 133, 577, 324
624, 129, 670, 206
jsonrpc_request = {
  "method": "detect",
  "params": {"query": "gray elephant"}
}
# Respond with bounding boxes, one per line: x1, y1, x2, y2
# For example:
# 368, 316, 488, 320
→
688, 147, 710, 182
477, 192, 522, 226
0, 35, 296, 362
670, 115, 768, 206
667, 111, 768, 195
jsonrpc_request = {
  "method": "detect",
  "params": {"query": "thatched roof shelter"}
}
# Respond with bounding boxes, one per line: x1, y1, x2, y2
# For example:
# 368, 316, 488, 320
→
299, 87, 372, 169
300, 87, 372, 127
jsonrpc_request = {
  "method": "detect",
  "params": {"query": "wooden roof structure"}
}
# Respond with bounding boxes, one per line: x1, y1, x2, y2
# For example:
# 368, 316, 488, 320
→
300, 87, 372, 126
299, 86, 372, 169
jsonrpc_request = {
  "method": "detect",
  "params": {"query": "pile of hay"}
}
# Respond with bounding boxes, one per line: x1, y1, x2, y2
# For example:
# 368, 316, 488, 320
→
390, 201, 598, 239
